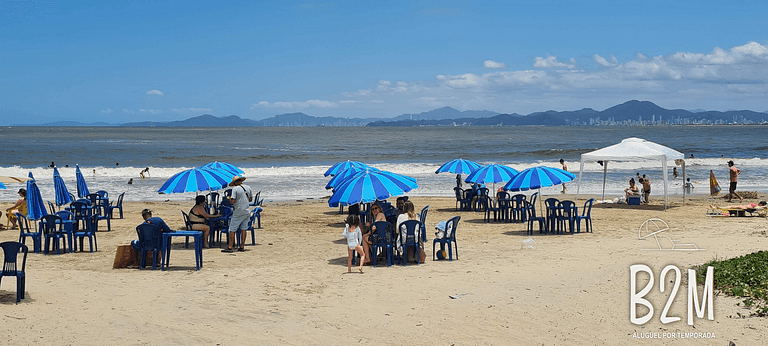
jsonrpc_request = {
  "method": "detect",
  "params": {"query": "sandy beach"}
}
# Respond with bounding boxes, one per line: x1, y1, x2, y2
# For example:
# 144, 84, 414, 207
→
1, 193, 767, 345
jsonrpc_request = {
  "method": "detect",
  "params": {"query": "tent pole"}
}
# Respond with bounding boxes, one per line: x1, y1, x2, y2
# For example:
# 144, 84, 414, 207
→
602, 161, 608, 201
681, 161, 686, 205
662, 158, 668, 210
576, 159, 585, 201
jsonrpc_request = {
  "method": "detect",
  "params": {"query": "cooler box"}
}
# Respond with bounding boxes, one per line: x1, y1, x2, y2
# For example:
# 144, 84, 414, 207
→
627, 196, 641, 205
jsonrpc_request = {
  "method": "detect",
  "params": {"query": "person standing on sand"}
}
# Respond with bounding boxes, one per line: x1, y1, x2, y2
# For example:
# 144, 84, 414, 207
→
640, 176, 651, 204
223, 176, 252, 253
342, 214, 365, 274
560, 159, 567, 193
727, 160, 743, 202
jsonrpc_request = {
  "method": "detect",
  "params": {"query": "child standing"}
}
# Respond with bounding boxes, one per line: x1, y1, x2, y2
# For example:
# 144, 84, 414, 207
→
342, 214, 366, 274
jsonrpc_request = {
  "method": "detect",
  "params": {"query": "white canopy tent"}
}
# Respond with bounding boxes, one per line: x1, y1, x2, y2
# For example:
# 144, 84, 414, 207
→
576, 138, 685, 209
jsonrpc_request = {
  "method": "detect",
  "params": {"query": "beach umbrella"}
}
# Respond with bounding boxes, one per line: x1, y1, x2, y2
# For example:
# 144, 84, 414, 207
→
158, 168, 231, 194
201, 161, 244, 176
325, 166, 381, 190
435, 158, 482, 175
328, 170, 418, 207
503, 166, 576, 191
52, 167, 74, 206
0, 183, 5, 189
324, 160, 369, 177
26, 172, 47, 221
504, 166, 576, 218
76, 164, 90, 198
464, 164, 520, 185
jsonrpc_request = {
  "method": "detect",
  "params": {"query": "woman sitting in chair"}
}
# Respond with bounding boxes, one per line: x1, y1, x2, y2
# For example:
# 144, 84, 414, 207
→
189, 195, 220, 248
624, 178, 640, 200
395, 201, 421, 259
6, 188, 27, 229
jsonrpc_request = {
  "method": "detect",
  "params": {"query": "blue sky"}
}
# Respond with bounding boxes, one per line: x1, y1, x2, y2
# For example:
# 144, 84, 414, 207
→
1, 1, 767, 124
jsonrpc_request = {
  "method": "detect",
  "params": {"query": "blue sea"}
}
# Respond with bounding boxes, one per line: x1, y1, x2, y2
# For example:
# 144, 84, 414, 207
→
1, 125, 766, 202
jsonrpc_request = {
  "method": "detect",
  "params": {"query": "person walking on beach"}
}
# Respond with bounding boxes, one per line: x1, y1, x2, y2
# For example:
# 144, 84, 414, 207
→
560, 159, 567, 193
223, 176, 252, 253
342, 214, 365, 274
727, 160, 743, 202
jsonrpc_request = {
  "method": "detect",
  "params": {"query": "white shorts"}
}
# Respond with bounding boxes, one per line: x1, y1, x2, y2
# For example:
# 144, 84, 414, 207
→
229, 212, 249, 233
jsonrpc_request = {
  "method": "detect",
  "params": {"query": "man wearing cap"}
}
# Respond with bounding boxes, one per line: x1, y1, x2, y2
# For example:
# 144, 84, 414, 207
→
131, 209, 173, 251
727, 160, 743, 202
223, 176, 252, 253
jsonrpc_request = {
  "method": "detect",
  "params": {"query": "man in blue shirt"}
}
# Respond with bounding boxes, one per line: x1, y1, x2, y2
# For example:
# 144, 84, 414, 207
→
131, 209, 173, 251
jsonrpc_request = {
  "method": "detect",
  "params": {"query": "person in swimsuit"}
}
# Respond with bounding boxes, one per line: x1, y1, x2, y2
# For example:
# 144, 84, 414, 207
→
6, 188, 28, 229
189, 195, 220, 248
342, 214, 366, 274
625, 178, 639, 200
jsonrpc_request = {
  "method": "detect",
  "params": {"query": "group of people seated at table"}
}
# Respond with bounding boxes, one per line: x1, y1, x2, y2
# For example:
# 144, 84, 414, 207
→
353, 197, 423, 265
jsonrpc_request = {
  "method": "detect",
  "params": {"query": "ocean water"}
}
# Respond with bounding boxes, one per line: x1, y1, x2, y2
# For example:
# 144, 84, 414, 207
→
1, 125, 766, 203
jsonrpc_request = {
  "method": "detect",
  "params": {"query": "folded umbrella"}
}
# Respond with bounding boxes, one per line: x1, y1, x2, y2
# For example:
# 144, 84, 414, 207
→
76, 164, 90, 198
53, 167, 74, 206
26, 172, 48, 221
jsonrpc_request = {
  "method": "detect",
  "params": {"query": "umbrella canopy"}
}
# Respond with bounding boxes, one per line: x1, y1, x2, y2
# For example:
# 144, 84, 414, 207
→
158, 168, 231, 194
26, 172, 47, 221
0, 183, 5, 189
464, 164, 520, 185
53, 167, 74, 206
76, 165, 90, 198
201, 161, 244, 176
435, 158, 482, 175
328, 170, 418, 207
325, 166, 381, 190
324, 160, 369, 177
0, 176, 32, 184
504, 166, 576, 191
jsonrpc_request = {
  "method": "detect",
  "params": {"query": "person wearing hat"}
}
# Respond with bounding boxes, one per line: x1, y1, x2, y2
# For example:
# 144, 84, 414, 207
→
223, 176, 252, 253
727, 160, 743, 202
131, 209, 173, 251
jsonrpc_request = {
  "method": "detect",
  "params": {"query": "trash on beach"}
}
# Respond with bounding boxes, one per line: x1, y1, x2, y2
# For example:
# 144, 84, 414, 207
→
449, 293, 469, 299
521, 238, 536, 249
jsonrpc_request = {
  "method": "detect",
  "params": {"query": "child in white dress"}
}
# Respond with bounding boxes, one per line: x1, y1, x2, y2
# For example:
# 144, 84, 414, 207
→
342, 214, 366, 274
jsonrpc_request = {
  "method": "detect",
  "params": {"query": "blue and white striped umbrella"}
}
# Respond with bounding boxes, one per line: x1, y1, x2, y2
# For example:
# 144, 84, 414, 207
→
435, 158, 482, 175
76, 164, 90, 198
503, 166, 576, 191
201, 161, 244, 176
325, 166, 381, 190
328, 170, 418, 207
324, 160, 369, 177
53, 167, 73, 206
26, 172, 48, 221
158, 168, 231, 194
464, 164, 520, 185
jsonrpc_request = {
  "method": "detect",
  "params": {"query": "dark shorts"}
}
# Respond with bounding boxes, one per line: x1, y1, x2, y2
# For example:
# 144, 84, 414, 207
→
729, 182, 737, 193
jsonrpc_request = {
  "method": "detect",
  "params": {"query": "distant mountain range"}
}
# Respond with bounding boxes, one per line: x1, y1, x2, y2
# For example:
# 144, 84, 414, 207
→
28, 100, 768, 127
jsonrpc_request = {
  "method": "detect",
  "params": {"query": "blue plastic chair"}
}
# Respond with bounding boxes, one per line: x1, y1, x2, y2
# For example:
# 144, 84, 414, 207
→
419, 205, 429, 242
525, 201, 547, 235
244, 208, 262, 246
40, 214, 68, 255
135, 223, 164, 270
47, 201, 57, 215
510, 194, 527, 223
399, 220, 421, 266
370, 221, 393, 267
575, 199, 595, 233
16, 214, 41, 254
478, 196, 498, 222
106, 192, 125, 219
73, 215, 98, 252
557, 200, 577, 235
0, 241, 28, 303
69, 201, 90, 233
454, 187, 471, 211
96, 190, 109, 200
544, 198, 560, 233
214, 206, 235, 247
433, 216, 460, 261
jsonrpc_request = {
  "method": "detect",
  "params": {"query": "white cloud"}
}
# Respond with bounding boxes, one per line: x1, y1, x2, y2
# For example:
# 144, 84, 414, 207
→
593, 54, 619, 67
483, 60, 507, 69
99, 108, 113, 114
251, 99, 338, 109
533, 56, 576, 68
171, 107, 212, 113
138, 109, 162, 114
122, 109, 134, 114
145, 89, 164, 96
